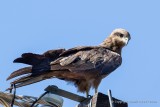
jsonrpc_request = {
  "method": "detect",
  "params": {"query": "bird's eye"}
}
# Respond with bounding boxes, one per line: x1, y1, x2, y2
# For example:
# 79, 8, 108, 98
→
119, 34, 124, 37
114, 32, 124, 37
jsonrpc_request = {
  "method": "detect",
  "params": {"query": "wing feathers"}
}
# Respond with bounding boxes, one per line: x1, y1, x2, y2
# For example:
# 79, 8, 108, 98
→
7, 67, 32, 80
14, 53, 45, 65
60, 46, 95, 56
7, 46, 122, 92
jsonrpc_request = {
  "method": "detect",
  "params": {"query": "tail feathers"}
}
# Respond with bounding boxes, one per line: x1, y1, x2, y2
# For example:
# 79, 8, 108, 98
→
11, 74, 32, 84
10, 74, 48, 89
13, 49, 65, 65
7, 49, 66, 90
14, 53, 45, 65
15, 76, 45, 88
6, 74, 46, 91
6, 74, 32, 91
7, 67, 32, 80
7, 70, 60, 90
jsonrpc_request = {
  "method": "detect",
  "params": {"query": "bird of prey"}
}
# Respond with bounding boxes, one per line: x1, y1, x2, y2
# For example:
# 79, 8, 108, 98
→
7, 28, 131, 97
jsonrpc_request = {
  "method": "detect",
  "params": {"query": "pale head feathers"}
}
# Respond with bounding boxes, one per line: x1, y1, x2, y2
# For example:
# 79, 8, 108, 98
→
110, 28, 131, 41
100, 28, 131, 54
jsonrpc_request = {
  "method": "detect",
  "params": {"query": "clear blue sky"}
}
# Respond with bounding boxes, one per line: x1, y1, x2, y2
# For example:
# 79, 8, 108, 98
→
0, 0, 160, 107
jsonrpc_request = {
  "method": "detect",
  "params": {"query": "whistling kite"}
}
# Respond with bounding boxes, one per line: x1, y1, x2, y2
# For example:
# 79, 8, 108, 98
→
7, 28, 131, 97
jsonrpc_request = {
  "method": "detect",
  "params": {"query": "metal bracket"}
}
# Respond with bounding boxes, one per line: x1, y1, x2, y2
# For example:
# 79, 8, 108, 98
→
45, 85, 91, 103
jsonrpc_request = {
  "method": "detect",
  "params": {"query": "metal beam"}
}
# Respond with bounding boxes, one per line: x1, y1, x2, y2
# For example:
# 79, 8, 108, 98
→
45, 85, 89, 103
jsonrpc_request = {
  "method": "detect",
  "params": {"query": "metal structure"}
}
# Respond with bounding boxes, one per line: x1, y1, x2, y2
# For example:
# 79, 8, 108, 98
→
45, 85, 91, 102
45, 85, 92, 106
44, 85, 128, 107
1, 85, 128, 107
0, 91, 63, 107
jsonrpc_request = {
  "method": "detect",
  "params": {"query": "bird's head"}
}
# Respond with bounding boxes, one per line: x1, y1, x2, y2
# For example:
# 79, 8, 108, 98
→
110, 28, 131, 46
100, 28, 131, 54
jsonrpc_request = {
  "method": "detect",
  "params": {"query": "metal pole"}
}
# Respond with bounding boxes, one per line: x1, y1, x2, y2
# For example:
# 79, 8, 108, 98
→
108, 89, 114, 107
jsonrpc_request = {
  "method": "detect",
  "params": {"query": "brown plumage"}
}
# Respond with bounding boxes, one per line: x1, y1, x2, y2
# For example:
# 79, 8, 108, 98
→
7, 28, 131, 97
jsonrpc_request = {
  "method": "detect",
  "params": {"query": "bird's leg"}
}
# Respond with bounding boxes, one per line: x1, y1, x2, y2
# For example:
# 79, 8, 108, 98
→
86, 91, 89, 98
95, 87, 98, 94
86, 86, 91, 98
93, 78, 101, 95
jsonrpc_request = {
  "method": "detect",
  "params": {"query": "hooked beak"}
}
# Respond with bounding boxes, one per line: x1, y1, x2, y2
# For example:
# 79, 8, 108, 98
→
123, 37, 129, 45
